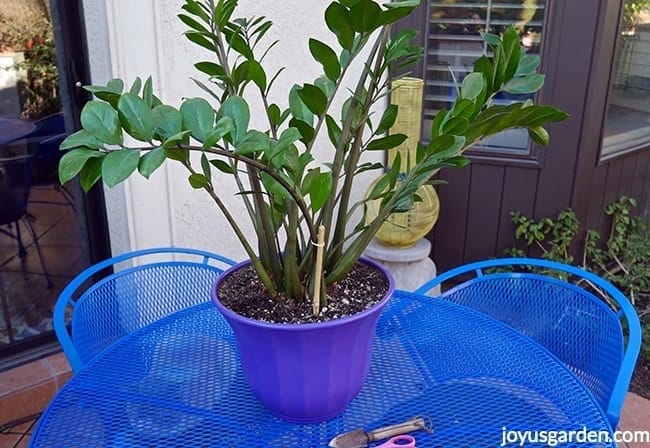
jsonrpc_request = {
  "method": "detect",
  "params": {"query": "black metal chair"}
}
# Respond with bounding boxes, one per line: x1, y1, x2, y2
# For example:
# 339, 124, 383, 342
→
0, 156, 53, 288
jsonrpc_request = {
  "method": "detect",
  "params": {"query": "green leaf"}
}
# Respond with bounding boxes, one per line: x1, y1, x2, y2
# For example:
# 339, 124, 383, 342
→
309, 39, 341, 81
210, 159, 235, 174
80, 101, 123, 145
195, 61, 226, 77
480, 31, 501, 48
201, 153, 211, 179
60, 129, 103, 150
260, 171, 292, 200
84, 79, 123, 108
162, 130, 192, 148
118, 93, 154, 141
139, 147, 167, 178
503, 74, 545, 94
213, 0, 237, 27
166, 148, 189, 162
354, 161, 383, 175
58, 148, 104, 184
102, 149, 141, 187
152, 105, 183, 140
325, 2, 354, 50
79, 157, 104, 192
349, 0, 381, 32
188, 173, 209, 189
473, 56, 494, 94
528, 126, 550, 146
180, 97, 215, 142
268, 103, 282, 126
203, 116, 235, 148
378, 2, 419, 25
233, 60, 267, 91
289, 118, 315, 144
430, 109, 447, 139
492, 44, 507, 90
325, 114, 342, 147
143, 77, 154, 108
235, 130, 270, 155
178, 13, 210, 33
366, 134, 407, 150
184, 31, 216, 51
515, 54, 540, 77
501, 25, 522, 81
297, 83, 328, 116
289, 85, 315, 126
314, 76, 336, 99
307, 171, 332, 212
450, 99, 477, 121
129, 77, 142, 95
220, 96, 250, 143
244, 60, 267, 91
442, 116, 470, 135
367, 173, 391, 200
223, 25, 254, 59
461, 72, 484, 101
377, 104, 398, 133
181, 0, 210, 23
386, 28, 418, 63
277, 127, 302, 150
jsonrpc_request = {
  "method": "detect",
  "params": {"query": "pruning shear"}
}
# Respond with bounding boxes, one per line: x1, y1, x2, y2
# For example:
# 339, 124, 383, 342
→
375, 435, 416, 448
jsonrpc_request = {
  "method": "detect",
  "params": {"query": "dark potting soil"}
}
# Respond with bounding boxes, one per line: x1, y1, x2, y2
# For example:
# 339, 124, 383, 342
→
217, 261, 389, 324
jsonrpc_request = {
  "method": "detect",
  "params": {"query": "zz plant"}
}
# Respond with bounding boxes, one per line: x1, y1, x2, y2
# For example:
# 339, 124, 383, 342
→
58, 0, 567, 308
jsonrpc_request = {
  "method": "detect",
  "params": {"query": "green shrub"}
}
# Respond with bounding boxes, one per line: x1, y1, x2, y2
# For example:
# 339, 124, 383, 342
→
507, 197, 650, 359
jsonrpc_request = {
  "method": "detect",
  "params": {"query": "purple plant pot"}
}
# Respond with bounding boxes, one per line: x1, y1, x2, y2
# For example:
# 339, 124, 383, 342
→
211, 257, 394, 424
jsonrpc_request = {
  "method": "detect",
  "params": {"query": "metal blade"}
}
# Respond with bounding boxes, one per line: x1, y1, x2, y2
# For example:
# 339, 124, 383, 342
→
328, 429, 369, 448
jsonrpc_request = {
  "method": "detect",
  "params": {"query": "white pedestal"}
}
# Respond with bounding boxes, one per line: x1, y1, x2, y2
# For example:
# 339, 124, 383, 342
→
364, 238, 441, 296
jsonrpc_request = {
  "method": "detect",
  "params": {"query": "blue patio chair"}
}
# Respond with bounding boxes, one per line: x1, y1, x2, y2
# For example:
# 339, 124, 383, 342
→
53, 247, 236, 372
414, 257, 642, 429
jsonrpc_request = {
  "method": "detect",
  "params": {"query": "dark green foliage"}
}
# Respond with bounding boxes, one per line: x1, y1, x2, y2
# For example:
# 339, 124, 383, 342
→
508, 197, 650, 359
59, 0, 567, 306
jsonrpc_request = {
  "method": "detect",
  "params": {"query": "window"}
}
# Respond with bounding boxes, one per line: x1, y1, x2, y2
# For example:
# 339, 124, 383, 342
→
602, 0, 650, 157
424, 0, 547, 154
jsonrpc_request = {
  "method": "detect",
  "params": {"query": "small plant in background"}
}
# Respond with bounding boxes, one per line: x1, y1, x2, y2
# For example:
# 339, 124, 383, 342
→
507, 197, 650, 359
0, 12, 60, 119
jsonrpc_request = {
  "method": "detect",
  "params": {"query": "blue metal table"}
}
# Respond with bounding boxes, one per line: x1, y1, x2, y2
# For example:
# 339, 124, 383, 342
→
30, 291, 614, 447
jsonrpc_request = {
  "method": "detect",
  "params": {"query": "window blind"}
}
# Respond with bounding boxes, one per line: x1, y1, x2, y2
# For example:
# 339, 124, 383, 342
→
423, 0, 547, 151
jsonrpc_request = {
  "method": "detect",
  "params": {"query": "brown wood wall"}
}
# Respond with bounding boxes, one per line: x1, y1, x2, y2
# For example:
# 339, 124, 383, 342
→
398, 0, 650, 272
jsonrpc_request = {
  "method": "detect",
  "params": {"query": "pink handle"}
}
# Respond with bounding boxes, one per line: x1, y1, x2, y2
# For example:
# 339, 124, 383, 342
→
376, 434, 416, 448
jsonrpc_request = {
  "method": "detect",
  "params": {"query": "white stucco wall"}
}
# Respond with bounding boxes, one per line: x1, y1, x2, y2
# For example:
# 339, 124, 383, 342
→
82, 0, 385, 261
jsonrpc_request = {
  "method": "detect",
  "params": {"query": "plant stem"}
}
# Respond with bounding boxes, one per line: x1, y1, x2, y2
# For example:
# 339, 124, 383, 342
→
327, 27, 391, 270
184, 161, 277, 295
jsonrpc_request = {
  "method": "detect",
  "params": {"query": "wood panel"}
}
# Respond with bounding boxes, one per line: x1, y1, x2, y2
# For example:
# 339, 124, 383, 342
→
535, 0, 601, 220
430, 167, 471, 271
463, 165, 505, 262
495, 166, 540, 255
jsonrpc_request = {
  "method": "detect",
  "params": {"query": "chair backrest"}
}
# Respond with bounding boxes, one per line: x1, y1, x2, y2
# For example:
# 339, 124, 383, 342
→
414, 257, 642, 428
53, 247, 236, 372
32, 132, 68, 185
0, 157, 31, 224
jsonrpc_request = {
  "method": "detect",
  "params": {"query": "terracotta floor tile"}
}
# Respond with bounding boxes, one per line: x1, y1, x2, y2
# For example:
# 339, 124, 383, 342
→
0, 433, 22, 448
0, 382, 55, 425
0, 361, 51, 397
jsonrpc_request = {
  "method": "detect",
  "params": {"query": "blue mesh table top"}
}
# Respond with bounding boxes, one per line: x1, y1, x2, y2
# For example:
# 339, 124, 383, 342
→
30, 291, 613, 447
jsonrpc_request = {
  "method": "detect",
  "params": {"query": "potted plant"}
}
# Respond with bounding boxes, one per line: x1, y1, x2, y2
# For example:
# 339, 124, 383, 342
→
58, 0, 567, 423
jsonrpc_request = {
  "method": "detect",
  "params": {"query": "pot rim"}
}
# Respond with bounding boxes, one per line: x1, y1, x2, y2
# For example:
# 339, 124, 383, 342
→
211, 256, 395, 331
